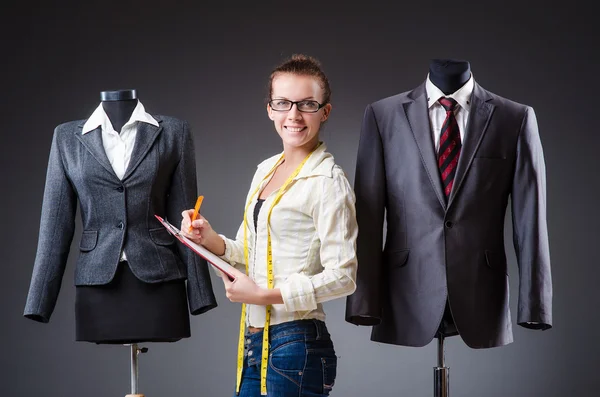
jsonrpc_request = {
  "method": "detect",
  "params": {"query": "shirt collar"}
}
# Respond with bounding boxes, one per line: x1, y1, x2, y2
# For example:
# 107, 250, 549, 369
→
81, 100, 159, 134
258, 141, 334, 180
426, 72, 475, 112
296, 141, 333, 179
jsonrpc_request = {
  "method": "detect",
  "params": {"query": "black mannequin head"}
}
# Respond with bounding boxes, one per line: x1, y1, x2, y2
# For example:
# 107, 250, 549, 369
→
428, 59, 471, 95
100, 89, 138, 133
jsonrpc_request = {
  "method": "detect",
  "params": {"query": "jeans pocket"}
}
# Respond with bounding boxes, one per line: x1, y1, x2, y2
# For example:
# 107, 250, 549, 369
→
321, 356, 337, 394
269, 339, 306, 387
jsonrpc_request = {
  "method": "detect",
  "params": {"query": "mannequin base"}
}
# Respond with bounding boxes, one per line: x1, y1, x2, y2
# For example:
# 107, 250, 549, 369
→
125, 394, 145, 397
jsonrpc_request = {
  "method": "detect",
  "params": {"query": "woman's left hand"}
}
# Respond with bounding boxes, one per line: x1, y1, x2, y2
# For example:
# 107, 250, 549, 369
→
219, 267, 283, 305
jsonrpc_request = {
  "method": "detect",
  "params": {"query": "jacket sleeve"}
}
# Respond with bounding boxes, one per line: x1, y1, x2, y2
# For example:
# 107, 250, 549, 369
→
345, 104, 387, 326
24, 127, 77, 323
167, 120, 217, 315
511, 106, 552, 330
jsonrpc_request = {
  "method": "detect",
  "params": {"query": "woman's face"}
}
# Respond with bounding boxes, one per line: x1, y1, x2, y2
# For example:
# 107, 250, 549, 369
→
267, 73, 331, 151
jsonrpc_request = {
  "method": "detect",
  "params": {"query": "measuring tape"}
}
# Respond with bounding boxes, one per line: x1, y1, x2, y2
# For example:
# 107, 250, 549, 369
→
236, 143, 321, 395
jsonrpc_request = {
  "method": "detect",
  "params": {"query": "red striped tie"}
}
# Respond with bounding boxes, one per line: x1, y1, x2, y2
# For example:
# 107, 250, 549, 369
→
438, 98, 461, 200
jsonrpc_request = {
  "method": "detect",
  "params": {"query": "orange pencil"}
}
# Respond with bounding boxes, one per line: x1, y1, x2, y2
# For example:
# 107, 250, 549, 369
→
189, 195, 204, 232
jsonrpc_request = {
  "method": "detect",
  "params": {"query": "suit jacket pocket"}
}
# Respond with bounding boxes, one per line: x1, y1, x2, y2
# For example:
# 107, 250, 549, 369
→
385, 248, 410, 269
79, 230, 98, 252
484, 250, 508, 276
149, 227, 175, 245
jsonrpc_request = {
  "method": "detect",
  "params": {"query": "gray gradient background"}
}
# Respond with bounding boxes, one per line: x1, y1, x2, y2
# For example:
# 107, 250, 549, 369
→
1, 2, 597, 396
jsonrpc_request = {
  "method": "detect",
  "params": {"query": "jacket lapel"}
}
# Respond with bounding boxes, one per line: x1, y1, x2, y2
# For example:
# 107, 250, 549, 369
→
403, 83, 446, 210
74, 125, 119, 179
122, 118, 163, 180
447, 83, 495, 207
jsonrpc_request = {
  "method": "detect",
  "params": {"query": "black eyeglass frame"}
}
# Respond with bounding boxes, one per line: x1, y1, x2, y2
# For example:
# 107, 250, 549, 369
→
268, 99, 328, 113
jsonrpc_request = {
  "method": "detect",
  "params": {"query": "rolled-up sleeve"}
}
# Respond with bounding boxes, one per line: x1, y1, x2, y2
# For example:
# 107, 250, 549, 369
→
279, 168, 358, 313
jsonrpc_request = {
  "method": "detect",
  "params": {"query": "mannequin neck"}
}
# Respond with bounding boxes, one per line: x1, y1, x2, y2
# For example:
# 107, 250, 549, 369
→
100, 89, 138, 133
428, 59, 471, 95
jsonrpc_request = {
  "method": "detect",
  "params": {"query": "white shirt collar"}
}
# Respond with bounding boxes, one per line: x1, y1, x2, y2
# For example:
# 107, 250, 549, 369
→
258, 142, 335, 179
82, 100, 159, 134
426, 72, 475, 112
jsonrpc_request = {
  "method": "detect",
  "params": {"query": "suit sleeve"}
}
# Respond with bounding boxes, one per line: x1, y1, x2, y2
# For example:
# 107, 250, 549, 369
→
345, 104, 387, 326
167, 120, 217, 315
23, 127, 77, 323
511, 106, 552, 330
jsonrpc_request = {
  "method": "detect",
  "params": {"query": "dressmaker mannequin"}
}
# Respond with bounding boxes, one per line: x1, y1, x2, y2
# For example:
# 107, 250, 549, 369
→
346, 54, 552, 396
24, 88, 214, 397
101, 89, 145, 397
428, 59, 470, 397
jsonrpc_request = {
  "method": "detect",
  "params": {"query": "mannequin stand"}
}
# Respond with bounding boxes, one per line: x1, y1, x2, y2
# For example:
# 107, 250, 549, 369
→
434, 335, 449, 397
124, 343, 148, 397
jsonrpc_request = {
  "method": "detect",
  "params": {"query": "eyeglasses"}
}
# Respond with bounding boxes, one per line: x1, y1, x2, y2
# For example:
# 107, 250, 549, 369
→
268, 99, 327, 113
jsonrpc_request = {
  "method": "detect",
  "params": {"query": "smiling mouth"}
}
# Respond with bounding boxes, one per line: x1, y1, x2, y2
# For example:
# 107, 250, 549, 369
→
285, 126, 306, 132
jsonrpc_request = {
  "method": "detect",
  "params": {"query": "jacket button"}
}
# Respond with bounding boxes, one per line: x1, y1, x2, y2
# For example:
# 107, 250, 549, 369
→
445, 221, 453, 228
115, 186, 124, 192
117, 222, 124, 229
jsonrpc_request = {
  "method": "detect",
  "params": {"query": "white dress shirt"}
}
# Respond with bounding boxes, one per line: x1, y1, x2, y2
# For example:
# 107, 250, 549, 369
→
219, 143, 358, 327
426, 73, 475, 152
81, 100, 159, 261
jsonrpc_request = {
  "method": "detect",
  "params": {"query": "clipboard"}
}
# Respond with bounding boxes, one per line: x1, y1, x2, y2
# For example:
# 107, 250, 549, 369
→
154, 215, 236, 281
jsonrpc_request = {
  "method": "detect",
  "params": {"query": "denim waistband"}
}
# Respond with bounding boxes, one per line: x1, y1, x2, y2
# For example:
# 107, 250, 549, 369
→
246, 319, 330, 342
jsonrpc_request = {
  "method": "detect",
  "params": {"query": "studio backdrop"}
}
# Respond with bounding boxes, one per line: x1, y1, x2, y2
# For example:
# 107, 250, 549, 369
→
1, 2, 597, 397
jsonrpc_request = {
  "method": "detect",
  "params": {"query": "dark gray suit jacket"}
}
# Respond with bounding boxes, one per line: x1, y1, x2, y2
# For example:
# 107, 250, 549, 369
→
24, 115, 217, 323
345, 82, 552, 348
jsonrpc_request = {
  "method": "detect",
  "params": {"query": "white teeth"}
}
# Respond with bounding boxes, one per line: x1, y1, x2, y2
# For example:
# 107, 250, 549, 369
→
286, 127, 304, 132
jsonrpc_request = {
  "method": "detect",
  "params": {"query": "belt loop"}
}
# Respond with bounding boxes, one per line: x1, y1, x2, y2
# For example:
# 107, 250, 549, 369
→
313, 319, 321, 340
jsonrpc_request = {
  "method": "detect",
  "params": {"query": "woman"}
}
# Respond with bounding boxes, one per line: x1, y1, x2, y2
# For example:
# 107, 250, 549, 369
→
181, 54, 358, 396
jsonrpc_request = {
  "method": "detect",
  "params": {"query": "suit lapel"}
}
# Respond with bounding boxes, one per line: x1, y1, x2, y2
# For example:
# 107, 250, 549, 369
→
403, 84, 446, 210
74, 125, 119, 179
447, 83, 495, 207
122, 119, 163, 180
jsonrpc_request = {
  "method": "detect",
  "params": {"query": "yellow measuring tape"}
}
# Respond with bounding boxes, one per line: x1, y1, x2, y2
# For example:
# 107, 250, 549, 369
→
236, 143, 320, 395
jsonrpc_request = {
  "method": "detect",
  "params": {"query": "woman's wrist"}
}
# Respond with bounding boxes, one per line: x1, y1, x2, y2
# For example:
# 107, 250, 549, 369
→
206, 233, 226, 256
215, 235, 226, 256
259, 288, 283, 305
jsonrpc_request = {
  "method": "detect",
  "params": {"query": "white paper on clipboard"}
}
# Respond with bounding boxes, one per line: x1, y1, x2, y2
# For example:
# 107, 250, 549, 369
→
154, 215, 237, 280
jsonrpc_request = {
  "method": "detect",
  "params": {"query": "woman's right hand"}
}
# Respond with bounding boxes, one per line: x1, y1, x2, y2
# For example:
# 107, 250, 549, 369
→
180, 209, 226, 256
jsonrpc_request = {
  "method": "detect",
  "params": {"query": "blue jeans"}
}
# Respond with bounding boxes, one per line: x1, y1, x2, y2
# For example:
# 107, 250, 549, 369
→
234, 319, 337, 397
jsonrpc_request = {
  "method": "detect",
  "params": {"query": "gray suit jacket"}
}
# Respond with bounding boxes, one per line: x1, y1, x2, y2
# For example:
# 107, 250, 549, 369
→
345, 82, 552, 348
24, 115, 217, 323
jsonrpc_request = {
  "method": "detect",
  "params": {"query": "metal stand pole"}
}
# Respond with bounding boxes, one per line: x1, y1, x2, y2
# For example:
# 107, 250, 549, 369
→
434, 336, 449, 397
125, 343, 148, 397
